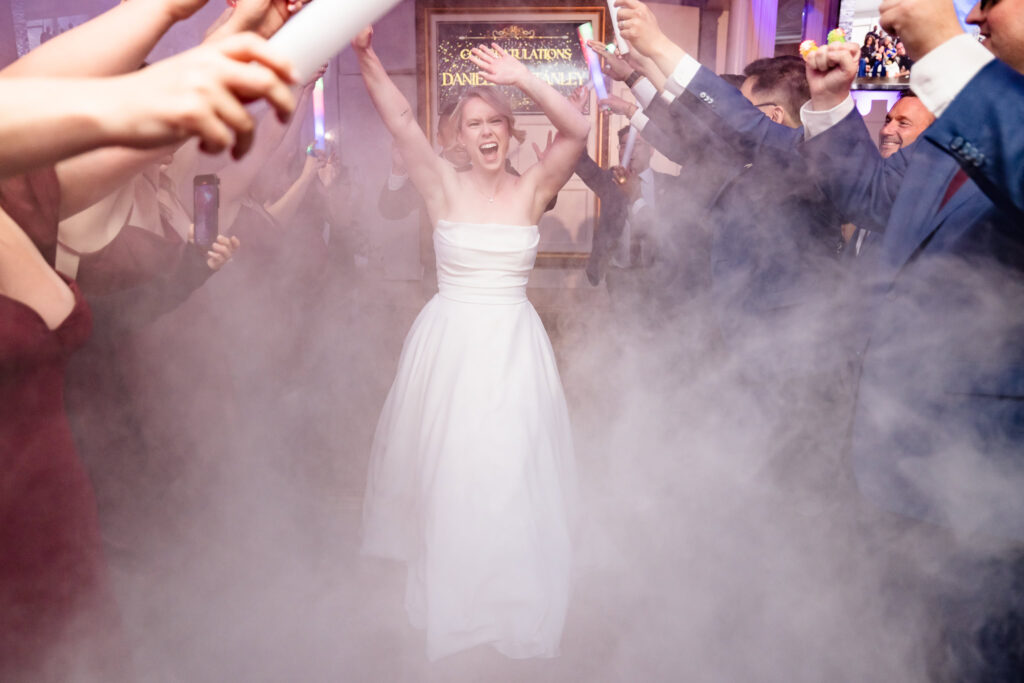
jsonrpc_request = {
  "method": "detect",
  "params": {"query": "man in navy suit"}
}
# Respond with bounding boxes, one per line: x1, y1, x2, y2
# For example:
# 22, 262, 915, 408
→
596, 18, 847, 367
801, 0, 1024, 539
801, 0, 1024, 676
606, 11, 853, 505
842, 92, 935, 259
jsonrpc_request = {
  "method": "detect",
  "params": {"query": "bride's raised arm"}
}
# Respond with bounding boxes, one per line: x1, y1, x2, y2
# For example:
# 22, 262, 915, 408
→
468, 44, 590, 221
352, 27, 450, 219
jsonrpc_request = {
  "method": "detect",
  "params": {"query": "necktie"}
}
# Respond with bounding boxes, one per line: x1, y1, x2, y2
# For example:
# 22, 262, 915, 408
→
939, 169, 969, 211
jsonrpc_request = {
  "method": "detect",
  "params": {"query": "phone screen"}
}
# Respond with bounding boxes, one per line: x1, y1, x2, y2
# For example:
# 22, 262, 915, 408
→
193, 174, 220, 249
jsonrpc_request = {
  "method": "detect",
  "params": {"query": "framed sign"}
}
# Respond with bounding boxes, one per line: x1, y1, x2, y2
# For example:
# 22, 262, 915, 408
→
434, 20, 593, 114
420, 6, 608, 266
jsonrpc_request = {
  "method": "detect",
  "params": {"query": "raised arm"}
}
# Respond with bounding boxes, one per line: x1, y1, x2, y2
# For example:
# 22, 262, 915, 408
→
468, 44, 589, 220
352, 27, 448, 220
587, 39, 667, 94
218, 79, 315, 208
878, 0, 1023, 216
616, 0, 800, 155
800, 41, 907, 233
613, 0, 684, 83
48, 0, 304, 216
263, 152, 319, 226
0, 0, 206, 79
48, 32, 297, 217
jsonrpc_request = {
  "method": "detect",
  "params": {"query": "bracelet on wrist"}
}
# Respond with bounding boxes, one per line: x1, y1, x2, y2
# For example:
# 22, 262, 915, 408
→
624, 71, 642, 88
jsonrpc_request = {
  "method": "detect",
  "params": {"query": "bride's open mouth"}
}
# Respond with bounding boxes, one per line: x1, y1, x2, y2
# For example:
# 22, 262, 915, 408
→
479, 142, 499, 163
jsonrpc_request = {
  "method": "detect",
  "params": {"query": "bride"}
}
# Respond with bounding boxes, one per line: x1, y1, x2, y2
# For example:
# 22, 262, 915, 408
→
352, 26, 589, 660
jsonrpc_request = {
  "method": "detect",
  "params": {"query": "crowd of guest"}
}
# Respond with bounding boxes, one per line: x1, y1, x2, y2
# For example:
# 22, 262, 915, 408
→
0, 0, 1021, 679
859, 25, 914, 78
574, 0, 1021, 678
0, 0, 353, 679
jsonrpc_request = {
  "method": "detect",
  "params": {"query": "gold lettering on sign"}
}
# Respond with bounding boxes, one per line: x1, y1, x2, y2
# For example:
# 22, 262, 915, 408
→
441, 72, 492, 87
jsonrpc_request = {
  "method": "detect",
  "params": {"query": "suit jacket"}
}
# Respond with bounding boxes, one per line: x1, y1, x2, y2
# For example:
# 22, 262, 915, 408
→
575, 154, 681, 281
575, 153, 627, 284
802, 59, 1024, 538
651, 67, 846, 374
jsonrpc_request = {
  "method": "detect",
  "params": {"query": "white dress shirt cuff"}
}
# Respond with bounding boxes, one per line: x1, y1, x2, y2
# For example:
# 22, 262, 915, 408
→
387, 173, 408, 191
630, 78, 658, 109
630, 109, 650, 131
910, 33, 994, 118
800, 95, 856, 140
666, 54, 702, 97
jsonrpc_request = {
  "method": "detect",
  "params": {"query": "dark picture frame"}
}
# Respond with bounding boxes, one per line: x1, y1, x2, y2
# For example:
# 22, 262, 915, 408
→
418, 4, 609, 266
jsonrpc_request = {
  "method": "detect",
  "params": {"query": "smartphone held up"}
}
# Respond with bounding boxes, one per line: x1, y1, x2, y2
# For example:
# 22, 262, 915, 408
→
193, 174, 220, 249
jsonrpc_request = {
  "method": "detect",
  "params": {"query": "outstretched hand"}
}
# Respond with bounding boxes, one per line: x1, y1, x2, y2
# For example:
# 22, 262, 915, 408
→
622, 48, 662, 82
468, 43, 531, 87
531, 87, 588, 163
805, 42, 860, 111
587, 40, 633, 81
599, 93, 638, 118
210, 0, 308, 40
878, 0, 963, 60
613, 0, 666, 59
532, 130, 555, 163
118, 31, 297, 158
205, 234, 241, 271
351, 25, 373, 52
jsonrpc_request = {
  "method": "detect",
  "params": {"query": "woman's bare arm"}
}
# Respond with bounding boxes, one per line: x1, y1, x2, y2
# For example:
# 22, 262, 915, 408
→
352, 26, 449, 220
0, 0, 206, 79
47, 33, 297, 217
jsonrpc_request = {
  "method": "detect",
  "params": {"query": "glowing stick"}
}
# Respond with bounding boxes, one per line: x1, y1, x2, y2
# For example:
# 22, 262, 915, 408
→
312, 75, 325, 150
577, 22, 608, 101
269, 0, 405, 82
606, 0, 630, 54
620, 126, 638, 169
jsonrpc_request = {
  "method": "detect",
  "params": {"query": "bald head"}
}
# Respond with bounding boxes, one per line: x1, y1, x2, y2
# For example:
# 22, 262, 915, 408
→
878, 94, 935, 158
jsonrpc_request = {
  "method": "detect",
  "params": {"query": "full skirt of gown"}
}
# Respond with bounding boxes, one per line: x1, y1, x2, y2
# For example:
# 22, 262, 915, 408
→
360, 221, 576, 660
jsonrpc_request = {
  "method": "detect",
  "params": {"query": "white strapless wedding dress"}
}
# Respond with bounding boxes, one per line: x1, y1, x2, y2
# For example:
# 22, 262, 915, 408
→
361, 220, 576, 661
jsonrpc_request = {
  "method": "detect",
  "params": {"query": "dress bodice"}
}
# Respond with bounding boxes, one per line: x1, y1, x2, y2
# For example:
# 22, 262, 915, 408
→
0, 278, 92, 436
434, 220, 538, 304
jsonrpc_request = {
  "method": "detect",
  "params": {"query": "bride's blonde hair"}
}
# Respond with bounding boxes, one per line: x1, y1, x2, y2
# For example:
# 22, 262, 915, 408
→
452, 87, 527, 144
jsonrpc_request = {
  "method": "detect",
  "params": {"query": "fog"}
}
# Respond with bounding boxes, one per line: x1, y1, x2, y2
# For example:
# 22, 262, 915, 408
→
7, 1, 1023, 681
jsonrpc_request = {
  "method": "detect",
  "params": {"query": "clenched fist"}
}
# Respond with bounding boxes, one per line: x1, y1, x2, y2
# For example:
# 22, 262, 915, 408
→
878, 0, 963, 60
805, 42, 860, 111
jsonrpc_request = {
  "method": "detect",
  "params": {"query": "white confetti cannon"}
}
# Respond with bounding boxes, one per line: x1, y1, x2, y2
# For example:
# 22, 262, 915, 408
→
269, 0, 406, 82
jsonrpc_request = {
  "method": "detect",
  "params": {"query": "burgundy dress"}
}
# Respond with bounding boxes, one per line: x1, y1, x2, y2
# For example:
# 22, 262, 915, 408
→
0, 170, 124, 679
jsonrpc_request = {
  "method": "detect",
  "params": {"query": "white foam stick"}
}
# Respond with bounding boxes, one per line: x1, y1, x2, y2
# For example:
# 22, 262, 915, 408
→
620, 125, 638, 169
269, 0, 405, 82
606, 0, 630, 55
